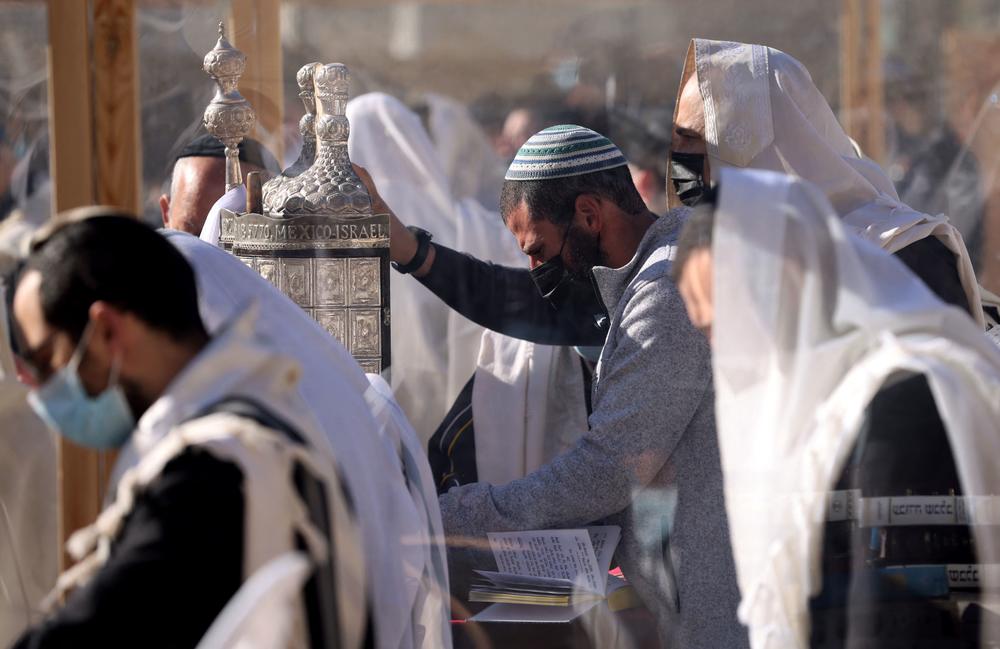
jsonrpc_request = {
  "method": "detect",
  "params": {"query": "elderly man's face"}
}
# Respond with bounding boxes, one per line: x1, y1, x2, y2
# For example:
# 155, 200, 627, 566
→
677, 246, 714, 342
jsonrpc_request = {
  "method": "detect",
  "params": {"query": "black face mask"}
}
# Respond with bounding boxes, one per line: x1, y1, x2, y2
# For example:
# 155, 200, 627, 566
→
529, 225, 609, 329
670, 152, 707, 207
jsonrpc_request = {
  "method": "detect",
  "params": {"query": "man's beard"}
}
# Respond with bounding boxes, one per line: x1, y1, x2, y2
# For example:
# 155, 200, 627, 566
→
564, 225, 605, 276
120, 377, 154, 422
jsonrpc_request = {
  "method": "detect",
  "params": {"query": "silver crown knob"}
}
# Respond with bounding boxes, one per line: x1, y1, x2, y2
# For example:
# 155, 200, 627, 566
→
202, 22, 255, 191
262, 62, 321, 213
269, 63, 371, 218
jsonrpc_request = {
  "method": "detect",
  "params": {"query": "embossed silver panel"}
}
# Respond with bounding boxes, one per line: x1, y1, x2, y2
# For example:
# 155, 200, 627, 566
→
315, 308, 347, 347
280, 258, 312, 306
349, 258, 380, 306
225, 62, 389, 372
314, 258, 347, 306
258, 259, 278, 286
349, 309, 381, 357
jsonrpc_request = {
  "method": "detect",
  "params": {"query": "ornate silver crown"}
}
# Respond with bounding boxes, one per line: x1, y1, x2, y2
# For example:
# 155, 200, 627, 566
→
264, 63, 372, 218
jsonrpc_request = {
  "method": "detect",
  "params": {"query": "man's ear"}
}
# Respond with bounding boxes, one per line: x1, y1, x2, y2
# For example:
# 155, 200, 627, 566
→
88, 301, 128, 362
574, 194, 603, 233
159, 194, 170, 228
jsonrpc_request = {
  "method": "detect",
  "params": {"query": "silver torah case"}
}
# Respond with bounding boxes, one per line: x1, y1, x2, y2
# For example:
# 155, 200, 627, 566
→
221, 63, 391, 374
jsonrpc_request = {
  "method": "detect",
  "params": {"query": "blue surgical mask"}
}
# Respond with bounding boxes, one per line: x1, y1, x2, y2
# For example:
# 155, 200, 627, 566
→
27, 324, 135, 449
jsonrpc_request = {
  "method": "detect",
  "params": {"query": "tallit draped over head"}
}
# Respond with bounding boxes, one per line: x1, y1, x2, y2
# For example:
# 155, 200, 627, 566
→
424, 93, 505, 211
712, 168, 1000, 649
348, 92, 524, 440
674, 39, 983, 323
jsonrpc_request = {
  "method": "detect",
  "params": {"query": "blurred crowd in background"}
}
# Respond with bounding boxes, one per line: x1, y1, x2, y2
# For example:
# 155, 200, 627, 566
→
2, 0, 1000, 292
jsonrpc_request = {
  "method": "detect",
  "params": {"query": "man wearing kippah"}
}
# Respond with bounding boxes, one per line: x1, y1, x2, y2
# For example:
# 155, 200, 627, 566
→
158, 133, 280, 236
364, 125, 747, 648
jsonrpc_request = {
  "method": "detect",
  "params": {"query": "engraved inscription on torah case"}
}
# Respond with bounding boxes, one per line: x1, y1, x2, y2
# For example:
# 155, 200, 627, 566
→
222, 63, 390, 374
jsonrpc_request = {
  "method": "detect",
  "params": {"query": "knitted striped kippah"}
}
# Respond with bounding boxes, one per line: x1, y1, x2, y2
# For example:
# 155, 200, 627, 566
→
504, 124, 629, 181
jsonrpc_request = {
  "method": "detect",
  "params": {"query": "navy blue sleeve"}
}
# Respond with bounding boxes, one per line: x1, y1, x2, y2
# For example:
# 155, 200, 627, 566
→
414, 243, 607, 347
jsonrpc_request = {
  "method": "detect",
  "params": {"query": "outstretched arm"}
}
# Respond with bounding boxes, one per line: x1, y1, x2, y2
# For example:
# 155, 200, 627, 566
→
356, 165, 607, 347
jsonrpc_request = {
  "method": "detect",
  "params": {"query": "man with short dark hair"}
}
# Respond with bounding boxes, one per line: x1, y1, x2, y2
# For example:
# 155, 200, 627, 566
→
159, 134, 279, 235
371, 125, 748, 648
11, 215, 364, 649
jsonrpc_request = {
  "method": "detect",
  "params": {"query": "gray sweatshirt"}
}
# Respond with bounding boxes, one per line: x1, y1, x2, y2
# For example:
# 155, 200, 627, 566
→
440, 210, 748, 648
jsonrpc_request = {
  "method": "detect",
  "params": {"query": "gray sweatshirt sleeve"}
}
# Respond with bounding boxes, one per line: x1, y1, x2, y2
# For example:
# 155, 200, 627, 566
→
438, 275, 713, 535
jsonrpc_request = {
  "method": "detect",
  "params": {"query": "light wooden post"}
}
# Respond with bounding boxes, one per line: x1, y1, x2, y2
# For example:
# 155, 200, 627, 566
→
46, 0, 101, 570
840, 0, 885, 163
864, 0, 885, 163
93, 0, 142, 215
230, 0, 284, 164
46, 0, 141, 569
840, 0, 861, 138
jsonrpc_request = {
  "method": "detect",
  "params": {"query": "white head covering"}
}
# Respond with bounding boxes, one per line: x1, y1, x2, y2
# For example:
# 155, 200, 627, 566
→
198, 184, 245, 247
675, 39, 983, 324
424, 93, 505, 210
711, 168, 1000, 649
347, 93, 455, 442
348, 92, 524, 441
163, 231, 450, 649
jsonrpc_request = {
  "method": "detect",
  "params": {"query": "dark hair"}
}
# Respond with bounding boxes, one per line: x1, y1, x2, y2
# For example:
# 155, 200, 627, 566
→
174, 134, 280, 174
24, 215, 207, 344
671, 198, 718, 283
500, 164, 647, 226
2, 257, 24, 357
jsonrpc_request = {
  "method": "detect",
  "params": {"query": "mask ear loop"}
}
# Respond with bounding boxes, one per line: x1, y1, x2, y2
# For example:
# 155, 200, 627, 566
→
66, 320, 96, 374
107, 352, 122, 389
552, 220, 572, 262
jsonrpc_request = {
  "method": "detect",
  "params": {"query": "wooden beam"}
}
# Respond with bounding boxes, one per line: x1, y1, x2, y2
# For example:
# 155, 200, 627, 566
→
91, 0, 140, 499
840, 0, 885, 163
92, 0, 142, 215
46, 0, 102, 571
839, 0, 861, 139
863, 0, 885, 163
230, 0, 284, 163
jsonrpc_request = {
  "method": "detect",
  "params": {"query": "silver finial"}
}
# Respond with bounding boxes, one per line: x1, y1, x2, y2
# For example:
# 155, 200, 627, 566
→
202, 22, 255, 191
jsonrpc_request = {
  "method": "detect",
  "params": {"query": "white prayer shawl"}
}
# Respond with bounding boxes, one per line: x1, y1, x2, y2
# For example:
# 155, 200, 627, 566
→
348, 92, 519, 443
164, 231, 446, 649
425, 93, 505, 210
346, 93, 455, 443
0, 291, 57, 647
712, 168, 1000, 649
364, 374, 451, 649
447, 195, 526, 412
472, 331, 589, 485
675, 39, 984, 325
198, 184, 245, 246
56, 308, 367, 649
